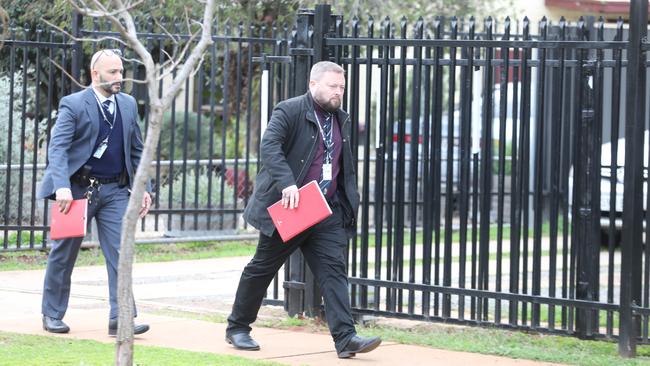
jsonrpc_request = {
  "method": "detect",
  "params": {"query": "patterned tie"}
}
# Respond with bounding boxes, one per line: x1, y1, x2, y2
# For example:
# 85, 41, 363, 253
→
102, 100, 114, 121
319, 112, 333, 194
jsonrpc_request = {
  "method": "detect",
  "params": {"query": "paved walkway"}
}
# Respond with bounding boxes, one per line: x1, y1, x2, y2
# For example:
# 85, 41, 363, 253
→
0, 257, 563, 365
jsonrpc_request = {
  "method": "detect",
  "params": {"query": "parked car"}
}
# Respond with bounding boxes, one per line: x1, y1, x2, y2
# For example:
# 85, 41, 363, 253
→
391, 116, 460, 188
568, 130, 649, 244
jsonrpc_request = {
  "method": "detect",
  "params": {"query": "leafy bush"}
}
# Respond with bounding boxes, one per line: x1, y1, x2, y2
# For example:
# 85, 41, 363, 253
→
0, 69, 51, 224
156, 165, 236, 207
157, 111, 250, 161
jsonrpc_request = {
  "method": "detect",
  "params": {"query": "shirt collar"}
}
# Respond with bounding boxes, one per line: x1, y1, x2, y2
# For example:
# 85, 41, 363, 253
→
92, 87, 116, 105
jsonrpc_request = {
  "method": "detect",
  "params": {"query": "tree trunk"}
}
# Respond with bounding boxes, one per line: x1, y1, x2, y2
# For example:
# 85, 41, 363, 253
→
115, 105, 164, 364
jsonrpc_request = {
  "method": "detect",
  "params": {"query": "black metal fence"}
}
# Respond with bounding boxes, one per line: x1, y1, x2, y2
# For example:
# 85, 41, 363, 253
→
2, 3, 650, 357
0, 13, 293, 249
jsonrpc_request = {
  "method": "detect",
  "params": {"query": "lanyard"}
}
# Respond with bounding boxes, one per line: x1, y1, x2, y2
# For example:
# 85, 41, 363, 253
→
92, 93, 117, 145
314, 111, 333, 164
93, 93, 117, 129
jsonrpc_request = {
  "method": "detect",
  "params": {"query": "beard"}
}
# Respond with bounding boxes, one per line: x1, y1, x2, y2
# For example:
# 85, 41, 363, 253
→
99, 77, 121, 95
315, 95, 341, 112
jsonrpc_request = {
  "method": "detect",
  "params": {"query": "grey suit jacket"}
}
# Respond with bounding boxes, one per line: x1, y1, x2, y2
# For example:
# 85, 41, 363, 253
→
38, 87, 146, 199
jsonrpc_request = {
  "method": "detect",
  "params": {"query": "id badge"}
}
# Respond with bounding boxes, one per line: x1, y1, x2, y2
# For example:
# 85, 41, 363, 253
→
93, 141, 108, 159
322, 163, 332, 181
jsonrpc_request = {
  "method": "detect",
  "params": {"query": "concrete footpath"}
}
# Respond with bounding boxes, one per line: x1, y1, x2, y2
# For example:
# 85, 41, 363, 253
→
0, 256, 563, 366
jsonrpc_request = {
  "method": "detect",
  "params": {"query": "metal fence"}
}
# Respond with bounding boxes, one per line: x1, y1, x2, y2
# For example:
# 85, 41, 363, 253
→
0, 14, 293, 250
2, 3, 650, 357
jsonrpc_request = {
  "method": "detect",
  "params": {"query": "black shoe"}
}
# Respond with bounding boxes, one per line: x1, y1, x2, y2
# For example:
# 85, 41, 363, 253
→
337, 335, 382, 359
42, 315, 70, 334
108, 319, 150, 336
225, 332, 260, 351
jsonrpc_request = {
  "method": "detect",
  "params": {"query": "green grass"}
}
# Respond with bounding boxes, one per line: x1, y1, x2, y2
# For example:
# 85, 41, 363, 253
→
145, 307, 650, 366
362, 220, 568, 249
0, 331, 283, 366
362, 322, 650, 366
0, 241, 257, 272
4, 231, 44, 247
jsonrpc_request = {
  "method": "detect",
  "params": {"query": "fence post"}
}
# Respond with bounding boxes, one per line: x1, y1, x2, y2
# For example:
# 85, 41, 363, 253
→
70, 11, 83, 92
303, 4, 334, 318
284, 8, 314, 317
283, 4, 334, 318
619, 0, 647, 357
573, 31, 601, 338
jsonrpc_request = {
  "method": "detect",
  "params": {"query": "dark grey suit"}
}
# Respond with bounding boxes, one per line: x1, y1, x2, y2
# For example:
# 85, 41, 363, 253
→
40, 87, 146, 321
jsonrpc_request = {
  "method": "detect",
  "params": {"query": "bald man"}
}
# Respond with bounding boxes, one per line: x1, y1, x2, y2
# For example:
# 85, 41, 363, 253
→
39, 49, 151, 336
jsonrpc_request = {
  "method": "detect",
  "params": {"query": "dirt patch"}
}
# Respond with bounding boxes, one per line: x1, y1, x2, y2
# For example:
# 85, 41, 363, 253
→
0, 253, 49, 265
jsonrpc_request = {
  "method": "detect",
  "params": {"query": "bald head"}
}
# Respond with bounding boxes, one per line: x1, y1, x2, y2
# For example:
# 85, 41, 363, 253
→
90, 49, 124, 97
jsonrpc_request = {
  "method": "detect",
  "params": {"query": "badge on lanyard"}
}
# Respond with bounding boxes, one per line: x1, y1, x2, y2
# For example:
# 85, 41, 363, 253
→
322, 163, 332, 181
93, 138, 108, 159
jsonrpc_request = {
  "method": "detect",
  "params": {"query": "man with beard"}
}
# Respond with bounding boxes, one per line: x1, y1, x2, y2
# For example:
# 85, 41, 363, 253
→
39, 49, 151, 336
225, 61, 381, 359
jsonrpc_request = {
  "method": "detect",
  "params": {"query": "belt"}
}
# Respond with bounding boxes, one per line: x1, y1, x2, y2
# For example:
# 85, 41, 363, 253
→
90, 176, 121, 184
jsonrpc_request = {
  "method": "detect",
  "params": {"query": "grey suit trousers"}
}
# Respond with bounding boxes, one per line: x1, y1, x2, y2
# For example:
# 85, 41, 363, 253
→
42, 181, 132, 320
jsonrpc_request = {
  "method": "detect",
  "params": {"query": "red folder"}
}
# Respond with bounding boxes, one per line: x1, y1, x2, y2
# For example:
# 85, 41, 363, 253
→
50, 198, 88, 240
267, 180, 332, 242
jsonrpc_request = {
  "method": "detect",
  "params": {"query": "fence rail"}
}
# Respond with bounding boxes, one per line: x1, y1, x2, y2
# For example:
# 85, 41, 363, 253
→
2, 4, 650, 357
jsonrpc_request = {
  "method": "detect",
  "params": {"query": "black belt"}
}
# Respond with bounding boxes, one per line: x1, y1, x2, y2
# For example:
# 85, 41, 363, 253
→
91, 176, 121, 184
72, 174, 121, 186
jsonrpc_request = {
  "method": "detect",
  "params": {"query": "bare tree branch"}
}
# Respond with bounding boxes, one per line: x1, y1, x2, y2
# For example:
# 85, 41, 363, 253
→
155, 29, 202, 82
184, 6, 192, 35
48, 57, 148, 88
47, 58, 88, 89
189, 52, 207, 78
153, 16, 180, 44
41, 18, 128, 47
69, 0, 112, 18
161, 1, 215, 106
77, 0, 145, 16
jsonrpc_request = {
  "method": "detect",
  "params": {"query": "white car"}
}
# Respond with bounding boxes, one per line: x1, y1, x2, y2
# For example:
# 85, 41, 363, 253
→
569, 131, 648, 244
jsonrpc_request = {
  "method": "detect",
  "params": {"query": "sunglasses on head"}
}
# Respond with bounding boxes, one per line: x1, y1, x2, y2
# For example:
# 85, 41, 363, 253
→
91, 49, 123, 69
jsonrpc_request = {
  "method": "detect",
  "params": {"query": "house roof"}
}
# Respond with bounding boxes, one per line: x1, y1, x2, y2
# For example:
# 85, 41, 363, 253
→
545, 0, 633, 15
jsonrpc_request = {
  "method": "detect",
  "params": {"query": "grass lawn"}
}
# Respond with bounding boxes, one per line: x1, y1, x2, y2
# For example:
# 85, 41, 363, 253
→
362, 323, 650, 366
0, 241, 258, 271
0, 331, 282, 366
261, 316, 650, 366
148, 307, 650, 366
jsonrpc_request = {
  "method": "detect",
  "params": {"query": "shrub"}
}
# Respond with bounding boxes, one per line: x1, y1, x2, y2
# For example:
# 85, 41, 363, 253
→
0, 69, 51, 224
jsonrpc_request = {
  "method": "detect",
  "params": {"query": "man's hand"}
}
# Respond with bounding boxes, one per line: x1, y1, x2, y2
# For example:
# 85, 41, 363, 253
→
281, 185, 299, 209
55, 188, 73, 214
139, 191, 152, 218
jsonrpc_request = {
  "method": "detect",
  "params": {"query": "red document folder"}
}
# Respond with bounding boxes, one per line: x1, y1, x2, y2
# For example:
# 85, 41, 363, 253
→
50, 198, 88, 240
267, 180, 333, 242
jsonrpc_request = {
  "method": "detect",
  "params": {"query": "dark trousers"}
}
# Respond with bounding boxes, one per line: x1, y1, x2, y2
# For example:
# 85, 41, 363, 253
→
42, 182, 133, 321
227, 203, 356, 352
